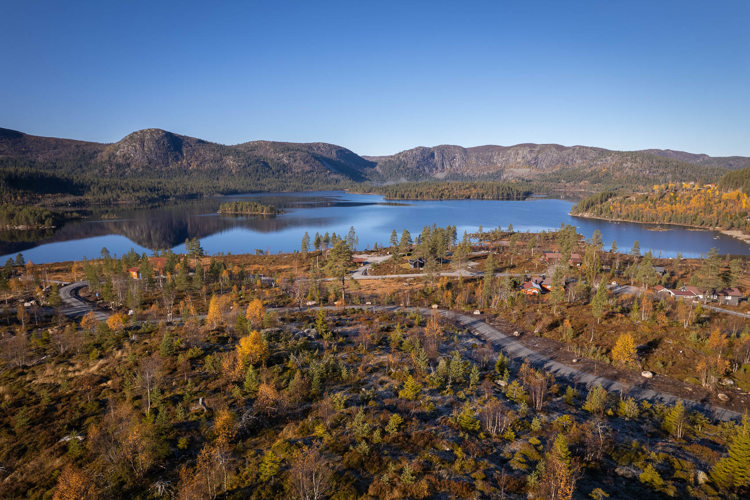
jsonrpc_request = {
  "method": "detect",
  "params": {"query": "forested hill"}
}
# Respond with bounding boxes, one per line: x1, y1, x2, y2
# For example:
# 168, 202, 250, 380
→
365, 144, 750, 189
639, 149, 750, 170
0, 128, 376, 203
718, 165, 750, 194
2, 126, 749, 204
571, 182, 750, 234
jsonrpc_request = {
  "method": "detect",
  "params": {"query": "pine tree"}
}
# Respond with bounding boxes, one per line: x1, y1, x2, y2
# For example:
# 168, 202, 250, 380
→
243, 365, 259, 395
385, 413, 403, 435
469, 364, 480, 389
583, 385, 607, 415
449, 350, 465, 385
259, 450, 282, 483
662, 400, 688, 439
456, 402, 481, 432
159, 331, 175, 357
495, 352, 509, 375
639, 464, 664, 488
389, 229, 398, 248
398, 375, 422, 400
315, 309, 333, 341
591, 283, 608, 324
301, 232, 310, 253
711, 414, 750, 492
398, 229, 412, 255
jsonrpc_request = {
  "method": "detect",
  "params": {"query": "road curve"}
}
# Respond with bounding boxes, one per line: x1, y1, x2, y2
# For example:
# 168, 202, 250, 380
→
274, 305, 743, 422
58, 281, 109, 321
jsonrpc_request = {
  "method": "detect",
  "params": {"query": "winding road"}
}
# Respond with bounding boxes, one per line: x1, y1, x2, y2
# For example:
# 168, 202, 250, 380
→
58, 281, 109, 321
281, 305, 744, 422
52, 281, 744, 421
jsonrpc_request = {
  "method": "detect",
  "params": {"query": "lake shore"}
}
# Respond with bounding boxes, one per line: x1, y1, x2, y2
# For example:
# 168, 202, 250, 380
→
571, 212, 750, 246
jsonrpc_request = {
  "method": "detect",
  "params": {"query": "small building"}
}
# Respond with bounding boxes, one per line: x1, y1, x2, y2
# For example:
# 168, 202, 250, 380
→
671, 289, 696, 300
653, 266, 666, 276
542, 251, 562, 264
568, 253, 582, 267
522, 281, 542, 295
408, 258, 425, 269
717, 287, 744, 306
680, 286, 717, 301
149, 257, 167, 275
128, 267, 141, 280
542, 251, 582, 267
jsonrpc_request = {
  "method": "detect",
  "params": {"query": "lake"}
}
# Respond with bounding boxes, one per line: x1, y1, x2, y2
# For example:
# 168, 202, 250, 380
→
2, 191, 748, 264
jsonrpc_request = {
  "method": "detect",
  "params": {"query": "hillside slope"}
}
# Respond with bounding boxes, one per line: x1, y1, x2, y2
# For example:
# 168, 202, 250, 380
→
365, 144, 749, 188
2, 127, 749, 202
0, 128, 376, 202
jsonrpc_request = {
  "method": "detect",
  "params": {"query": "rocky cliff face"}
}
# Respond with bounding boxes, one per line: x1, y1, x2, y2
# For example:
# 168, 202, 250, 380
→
365, 143, 749, 184
0, 127, 376, 182
2, 126, 748, 188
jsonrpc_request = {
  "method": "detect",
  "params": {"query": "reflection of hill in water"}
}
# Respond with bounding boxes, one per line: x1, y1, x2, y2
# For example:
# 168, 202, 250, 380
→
0, 192, 383, 256
0, 202, 339, 254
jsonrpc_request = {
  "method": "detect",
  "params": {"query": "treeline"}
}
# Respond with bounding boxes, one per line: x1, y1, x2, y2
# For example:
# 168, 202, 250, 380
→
572, 191, 616, 213
0, 159, 356, 206
719, 165, 750, 194
218, 201, 282, 215
571, 183, 750, 233
0, 204, 57, 229
366, 181, 531, 200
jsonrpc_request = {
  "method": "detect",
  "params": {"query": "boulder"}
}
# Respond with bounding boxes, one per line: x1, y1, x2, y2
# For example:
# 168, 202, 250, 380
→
641, 371, 654, 379
614, 466, 637, 479
696, 470, 709, 485
717, 393, 729, 402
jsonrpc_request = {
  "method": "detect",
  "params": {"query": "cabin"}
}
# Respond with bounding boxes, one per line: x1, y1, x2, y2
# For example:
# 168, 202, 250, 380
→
671, 289, 696, 300
568, 253, 582, 267
717, 287, 744, 306
149, 257, 167, 275
540, 277, 555, 292
128, 267, 141, 280
542, 251, 562, 264
521, 280, 542, 295
653, 266, 666, 276
408, 258, 425, 269
680, 286, 717, 301
542, 251, 582, 267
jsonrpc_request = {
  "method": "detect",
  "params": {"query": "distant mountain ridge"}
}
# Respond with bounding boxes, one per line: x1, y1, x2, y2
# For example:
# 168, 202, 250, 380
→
364, 144, 750, 185
1, 127, 748, 202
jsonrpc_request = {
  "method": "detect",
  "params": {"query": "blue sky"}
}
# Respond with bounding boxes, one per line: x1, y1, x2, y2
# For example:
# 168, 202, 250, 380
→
2, 0, 749, 156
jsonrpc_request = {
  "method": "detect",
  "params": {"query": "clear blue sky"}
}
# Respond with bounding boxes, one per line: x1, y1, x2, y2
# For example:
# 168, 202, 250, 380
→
2, 0, 749, 156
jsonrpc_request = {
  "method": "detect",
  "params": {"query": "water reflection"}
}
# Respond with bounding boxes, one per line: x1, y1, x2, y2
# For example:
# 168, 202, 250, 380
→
1, 191, 748, 263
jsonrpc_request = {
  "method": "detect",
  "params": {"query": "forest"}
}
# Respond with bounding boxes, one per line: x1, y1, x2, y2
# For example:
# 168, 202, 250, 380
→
571, 183, 750, 234
718, 165, 750, 195
0, 159, 356, 207
0, 204, 58, 230
217, 202, 283, 216
364, 181, 531, 201
0, 226, 748, 498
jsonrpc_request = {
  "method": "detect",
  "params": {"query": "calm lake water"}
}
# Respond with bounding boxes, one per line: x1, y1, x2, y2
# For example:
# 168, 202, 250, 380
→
2, 191, 749, 264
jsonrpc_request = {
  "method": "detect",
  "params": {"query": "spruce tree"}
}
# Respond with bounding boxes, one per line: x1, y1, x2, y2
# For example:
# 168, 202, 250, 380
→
711, 414, 750, 492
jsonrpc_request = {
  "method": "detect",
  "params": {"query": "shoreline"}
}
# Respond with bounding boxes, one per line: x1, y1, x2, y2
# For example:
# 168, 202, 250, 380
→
571, 212, 750, 245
